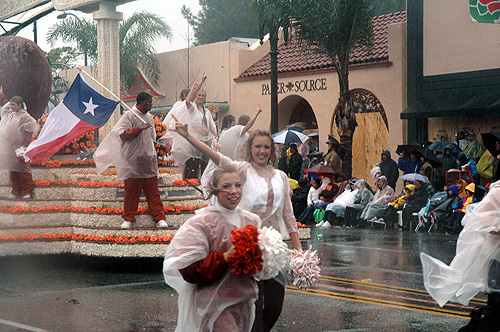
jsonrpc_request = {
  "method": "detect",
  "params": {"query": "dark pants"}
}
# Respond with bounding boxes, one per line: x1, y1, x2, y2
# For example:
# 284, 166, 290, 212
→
445, 211, 465, 234
122, 176, 165, 222
344, 206, 362, 227
383, 206, 398, 228
252, 279, 285, 332
402, 206, 421, 230
10, 171, 33, 196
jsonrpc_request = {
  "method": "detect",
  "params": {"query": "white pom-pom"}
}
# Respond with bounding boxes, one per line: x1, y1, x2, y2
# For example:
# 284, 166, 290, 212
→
288, 247, 321, 290
15, 146, 26, 158
254, 226, 290, 281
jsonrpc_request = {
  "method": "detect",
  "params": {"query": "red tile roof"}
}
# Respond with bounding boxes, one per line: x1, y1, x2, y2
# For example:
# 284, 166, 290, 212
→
237, 11, 406, 80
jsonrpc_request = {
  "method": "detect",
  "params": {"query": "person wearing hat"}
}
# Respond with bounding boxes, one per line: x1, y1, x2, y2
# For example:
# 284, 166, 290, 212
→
444, 183, 478, 234
462, 131, 484, 163
435, 144, 459, 191
324, 135, 342, 172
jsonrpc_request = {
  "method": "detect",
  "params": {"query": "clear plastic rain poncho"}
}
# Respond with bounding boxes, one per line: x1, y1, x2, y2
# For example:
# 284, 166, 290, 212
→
163, 205, 261, 332
0, 103, 38, 172
94, 107, 158, 180
420, 180, 500, 307
201, 125, 249, 204
162, 101, 216, 174
325, 186, 359, 218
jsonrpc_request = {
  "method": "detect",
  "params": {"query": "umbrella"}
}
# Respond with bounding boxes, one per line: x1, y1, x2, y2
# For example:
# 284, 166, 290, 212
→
400, 173, 429, 184
427, 141, 462, 154
481, 132, 500, 156
417, 146, 441, 168
272, 129, 309, 144
395, 144, 420, 158
285, 125, 304, 132
307, 150, 324, 159
305, 164, 344, 179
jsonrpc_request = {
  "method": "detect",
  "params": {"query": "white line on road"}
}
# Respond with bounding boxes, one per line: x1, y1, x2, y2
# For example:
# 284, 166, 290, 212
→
0, 318, 50, 332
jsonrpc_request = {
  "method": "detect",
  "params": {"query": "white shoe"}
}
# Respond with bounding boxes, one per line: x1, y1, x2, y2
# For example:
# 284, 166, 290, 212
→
22, 194, 31, 199
156, 220, 169, 228
7, 194, 18, 199
121, 221, 133, 229
321, 221, 332, 229
316, 220, 325, 227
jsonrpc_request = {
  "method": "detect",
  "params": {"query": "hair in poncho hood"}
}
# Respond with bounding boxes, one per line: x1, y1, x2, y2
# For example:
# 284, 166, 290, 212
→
381, 150, 392, 160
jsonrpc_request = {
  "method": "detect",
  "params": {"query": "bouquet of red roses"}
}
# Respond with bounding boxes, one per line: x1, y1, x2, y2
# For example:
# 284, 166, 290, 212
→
225, 224, 263, 277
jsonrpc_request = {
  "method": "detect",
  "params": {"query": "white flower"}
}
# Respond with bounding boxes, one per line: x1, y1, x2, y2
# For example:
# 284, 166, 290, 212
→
254, 226, 290, 281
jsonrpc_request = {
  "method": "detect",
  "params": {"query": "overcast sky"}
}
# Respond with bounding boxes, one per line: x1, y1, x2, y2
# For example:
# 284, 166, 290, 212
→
16, 0, 201, 54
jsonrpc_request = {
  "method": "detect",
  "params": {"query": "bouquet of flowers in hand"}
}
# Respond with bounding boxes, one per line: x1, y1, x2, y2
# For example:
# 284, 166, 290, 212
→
288, 248, 321, 290
226, 225, 290, 280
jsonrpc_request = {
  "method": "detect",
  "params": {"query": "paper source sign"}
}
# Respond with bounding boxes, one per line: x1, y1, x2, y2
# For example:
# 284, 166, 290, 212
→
470, 0, 500, 23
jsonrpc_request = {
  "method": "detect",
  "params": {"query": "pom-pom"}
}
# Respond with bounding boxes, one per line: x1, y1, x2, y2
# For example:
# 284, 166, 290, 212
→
226, 224, 263, 277
288, 248, 321, 290
15, 146, 26, 158
254, 226, 290, 281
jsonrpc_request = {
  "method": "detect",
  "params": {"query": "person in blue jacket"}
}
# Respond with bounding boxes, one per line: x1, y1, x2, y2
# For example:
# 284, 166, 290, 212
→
398, 151, 422, 175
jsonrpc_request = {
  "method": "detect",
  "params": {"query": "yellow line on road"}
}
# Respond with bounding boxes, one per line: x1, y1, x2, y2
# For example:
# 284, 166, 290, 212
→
286, 287, 470, 319
319, 275, 486, 305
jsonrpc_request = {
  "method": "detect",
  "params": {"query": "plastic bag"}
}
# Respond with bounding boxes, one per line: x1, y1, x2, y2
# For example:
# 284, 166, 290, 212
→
313, 208, 325, 223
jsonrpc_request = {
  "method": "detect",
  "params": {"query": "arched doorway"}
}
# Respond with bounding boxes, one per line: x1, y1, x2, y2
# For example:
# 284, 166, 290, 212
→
331, 88, 389, 181
278, 95, 317, 130
278, 95, 319, 147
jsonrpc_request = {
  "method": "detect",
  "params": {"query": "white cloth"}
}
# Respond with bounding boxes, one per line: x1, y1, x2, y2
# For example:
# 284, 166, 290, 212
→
162, 101, 217, 174
0, 104, 38, 172
307, 186, 320, 206
163, 205, 261, 332
420, 181, 500, 307
218, 154, 298, 238
218, 125, 248, 161
94, 107, 158, 180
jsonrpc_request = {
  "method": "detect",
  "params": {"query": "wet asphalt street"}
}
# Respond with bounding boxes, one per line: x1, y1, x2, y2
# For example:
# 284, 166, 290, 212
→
0, 227, 477, 332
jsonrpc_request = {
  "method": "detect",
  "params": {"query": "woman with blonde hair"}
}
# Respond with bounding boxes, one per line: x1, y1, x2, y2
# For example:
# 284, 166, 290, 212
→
173, 118, 301, 332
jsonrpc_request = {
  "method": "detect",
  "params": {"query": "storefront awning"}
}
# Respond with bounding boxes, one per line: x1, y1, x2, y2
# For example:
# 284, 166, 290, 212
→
401, 89, 500, 119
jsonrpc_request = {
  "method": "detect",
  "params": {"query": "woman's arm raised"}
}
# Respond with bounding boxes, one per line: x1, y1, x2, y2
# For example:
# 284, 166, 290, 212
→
173, 115, 221, 165
241, 105, 263, 136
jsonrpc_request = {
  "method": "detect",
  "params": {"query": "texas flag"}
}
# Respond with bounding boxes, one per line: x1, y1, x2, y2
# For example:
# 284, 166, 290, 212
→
25, 74, 119, 163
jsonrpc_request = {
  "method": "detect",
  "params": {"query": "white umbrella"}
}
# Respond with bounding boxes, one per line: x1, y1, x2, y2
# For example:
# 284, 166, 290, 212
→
272, 129, 309, 144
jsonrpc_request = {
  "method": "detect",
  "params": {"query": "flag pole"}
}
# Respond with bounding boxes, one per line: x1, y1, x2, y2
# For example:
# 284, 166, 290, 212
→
77, 66, 146, 124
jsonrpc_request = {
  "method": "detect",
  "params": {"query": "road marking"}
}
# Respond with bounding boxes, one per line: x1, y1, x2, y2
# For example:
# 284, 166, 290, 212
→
0, 318, 50, 332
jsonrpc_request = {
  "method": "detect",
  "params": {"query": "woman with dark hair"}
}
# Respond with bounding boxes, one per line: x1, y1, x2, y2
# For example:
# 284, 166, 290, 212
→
173, 119, 301, 332
220, 114, 235, 134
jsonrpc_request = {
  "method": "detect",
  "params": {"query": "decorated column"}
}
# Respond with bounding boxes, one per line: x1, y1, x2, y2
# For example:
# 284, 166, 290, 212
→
93, 1, 123, 140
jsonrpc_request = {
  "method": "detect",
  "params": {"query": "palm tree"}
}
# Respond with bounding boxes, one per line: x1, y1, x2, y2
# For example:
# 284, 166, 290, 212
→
47, 11, 172, 88
251, 0, 291, 134
286, 0, 374, 178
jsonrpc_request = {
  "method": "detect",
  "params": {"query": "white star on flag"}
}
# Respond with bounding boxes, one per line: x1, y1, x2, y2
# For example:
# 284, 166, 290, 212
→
83, 97, 99, 116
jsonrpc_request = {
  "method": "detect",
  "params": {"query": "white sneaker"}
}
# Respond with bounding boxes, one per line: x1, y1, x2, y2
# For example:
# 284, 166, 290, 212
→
22, 194, 31, 199
121, 220, 133, 229
156, 220, 169, 228
316, 220, 325, 227
7, 194, 18, 199
321, 221, 332, 229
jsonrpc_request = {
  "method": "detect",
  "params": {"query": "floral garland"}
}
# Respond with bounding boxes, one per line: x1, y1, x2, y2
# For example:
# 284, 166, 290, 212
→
296, 222, 308, 228
31, 159, 175, 168
34, 180, 124, 188
0, 233, 173, 244
72, 169, 179, 175
0, 204, 206, 214
172, 179, 200, 186
153, 114, 171, 159
35, 114, 95, 155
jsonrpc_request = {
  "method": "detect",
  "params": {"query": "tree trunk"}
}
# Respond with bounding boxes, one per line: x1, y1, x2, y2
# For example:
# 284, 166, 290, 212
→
269, 29, 279, 134
340, 134, 353, 179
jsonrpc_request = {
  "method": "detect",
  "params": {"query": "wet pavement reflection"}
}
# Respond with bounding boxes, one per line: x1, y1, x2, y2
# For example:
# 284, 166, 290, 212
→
0, 227, 474, 331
